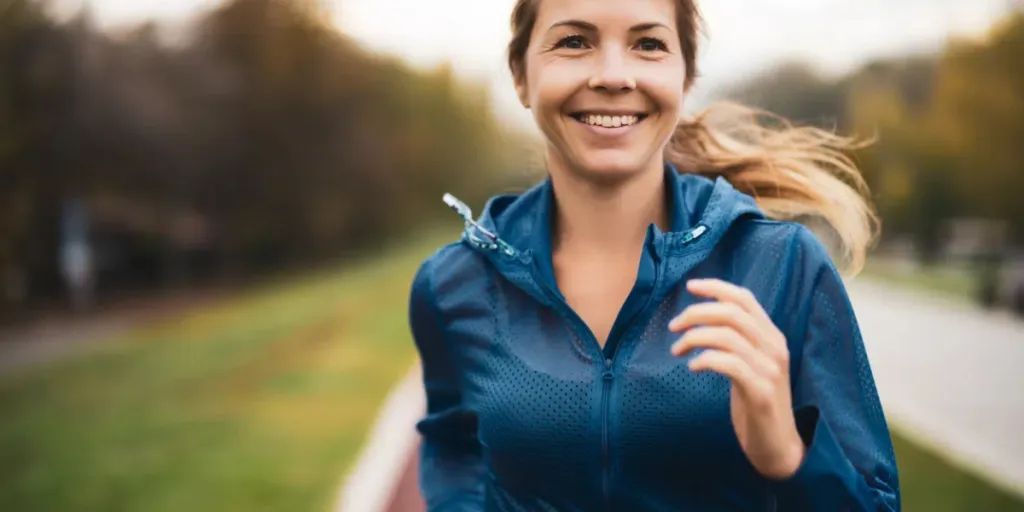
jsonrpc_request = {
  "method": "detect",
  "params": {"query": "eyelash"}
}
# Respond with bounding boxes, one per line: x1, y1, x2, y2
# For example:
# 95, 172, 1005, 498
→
637, 37, 669, 52
554, 34, 588, 50
553, 34, 669, 53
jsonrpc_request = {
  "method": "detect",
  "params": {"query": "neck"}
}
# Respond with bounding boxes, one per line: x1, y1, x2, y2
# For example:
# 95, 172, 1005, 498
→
548, 159, 670, 258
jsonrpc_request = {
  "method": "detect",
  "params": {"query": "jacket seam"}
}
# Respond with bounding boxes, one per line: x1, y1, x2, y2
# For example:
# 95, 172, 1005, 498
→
787, 226, 807, 380
422, 253, 485, 510
423, 256, 461, 390
789, 225, 828, 397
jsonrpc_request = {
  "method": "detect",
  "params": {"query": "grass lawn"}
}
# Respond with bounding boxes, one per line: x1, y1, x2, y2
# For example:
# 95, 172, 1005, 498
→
0, 232, 450, 512
0, 232, 1021, 511
894, 434, 1024, 511
860, 256, 977, 302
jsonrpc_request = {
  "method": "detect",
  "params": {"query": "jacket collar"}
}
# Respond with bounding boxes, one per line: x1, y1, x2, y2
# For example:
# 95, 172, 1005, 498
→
526, 165, 693, 292
444, 164, 765, 306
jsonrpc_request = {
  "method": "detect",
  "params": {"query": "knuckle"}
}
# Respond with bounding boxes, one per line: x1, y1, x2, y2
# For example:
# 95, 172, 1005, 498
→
763, 362, 782, 381
747, 316, 763, 333
772, 329, 786, 344
776, 346, 790, 365
728, 328, 747, 346
727, 303, 744, 318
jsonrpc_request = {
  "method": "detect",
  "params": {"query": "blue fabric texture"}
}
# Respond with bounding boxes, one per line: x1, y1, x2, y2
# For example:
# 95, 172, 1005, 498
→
409, 166, 901, 511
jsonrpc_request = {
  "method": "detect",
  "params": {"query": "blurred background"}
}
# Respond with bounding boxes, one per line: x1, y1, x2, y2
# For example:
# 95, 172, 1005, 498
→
0, 0, 1022, 511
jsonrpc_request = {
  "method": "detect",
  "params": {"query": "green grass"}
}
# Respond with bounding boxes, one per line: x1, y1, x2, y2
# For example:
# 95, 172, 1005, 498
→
0, 232, 1021, 511
861, 256, 976, 301
893, 434, 1024, 511
0, 232, 452, 512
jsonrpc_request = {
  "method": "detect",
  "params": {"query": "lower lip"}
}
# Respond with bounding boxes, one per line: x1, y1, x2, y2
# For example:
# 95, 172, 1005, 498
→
570, 116, 644, 137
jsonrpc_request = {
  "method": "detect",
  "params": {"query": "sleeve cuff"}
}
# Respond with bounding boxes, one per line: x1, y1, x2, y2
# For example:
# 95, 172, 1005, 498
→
770, 405, 861, 508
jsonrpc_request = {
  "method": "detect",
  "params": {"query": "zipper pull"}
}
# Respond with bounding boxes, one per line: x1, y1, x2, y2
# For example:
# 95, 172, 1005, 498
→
442, 193, 473, 222
681, 224, 708, 244
442, 193, 518, 257
603, 358, 614, 380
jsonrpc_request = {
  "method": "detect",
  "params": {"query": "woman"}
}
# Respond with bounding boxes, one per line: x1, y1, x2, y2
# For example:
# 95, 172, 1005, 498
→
408, 0, 900, 510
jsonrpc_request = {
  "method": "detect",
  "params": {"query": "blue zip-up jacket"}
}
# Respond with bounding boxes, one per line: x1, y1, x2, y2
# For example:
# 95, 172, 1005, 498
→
409, 166, 900, 511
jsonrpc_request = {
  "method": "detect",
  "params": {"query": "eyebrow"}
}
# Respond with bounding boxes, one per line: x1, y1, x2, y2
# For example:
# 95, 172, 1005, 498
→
548, 20, 671, 33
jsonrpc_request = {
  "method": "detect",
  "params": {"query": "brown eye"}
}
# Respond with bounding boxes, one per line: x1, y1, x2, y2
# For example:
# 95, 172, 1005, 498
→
637, 37, 668, 52
556, 35, 588, 50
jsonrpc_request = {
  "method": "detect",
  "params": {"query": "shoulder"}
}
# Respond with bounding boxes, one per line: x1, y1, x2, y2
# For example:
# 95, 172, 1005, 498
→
411, 239, 493, 308
733, 218, 835, 271
724, 218, 841, 306
408, 239, 499, 352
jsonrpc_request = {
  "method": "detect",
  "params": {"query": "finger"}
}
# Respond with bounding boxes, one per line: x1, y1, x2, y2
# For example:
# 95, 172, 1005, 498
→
671, 326, 751, 358
668, 302, 762, 347
684, 279, 788, 352
686, 279, 772, 324
688, 350, 768, 398
671, 326, 777, 377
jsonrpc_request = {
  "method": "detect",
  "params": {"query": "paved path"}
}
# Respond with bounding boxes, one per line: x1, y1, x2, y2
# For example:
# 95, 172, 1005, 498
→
847, 279, 1024, 497
335, 279, 1024, 510
336, 367, 426, 512
0, 291, 222, 377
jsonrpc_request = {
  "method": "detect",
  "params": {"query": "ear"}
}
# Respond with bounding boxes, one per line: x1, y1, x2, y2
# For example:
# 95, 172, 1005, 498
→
512, 66, 530, 109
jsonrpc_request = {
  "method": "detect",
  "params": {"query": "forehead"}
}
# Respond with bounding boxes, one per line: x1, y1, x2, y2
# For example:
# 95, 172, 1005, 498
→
534, 0, 677, 30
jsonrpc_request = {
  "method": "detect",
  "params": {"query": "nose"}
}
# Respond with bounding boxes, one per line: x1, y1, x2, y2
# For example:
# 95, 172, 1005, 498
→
588, 50, 636, 92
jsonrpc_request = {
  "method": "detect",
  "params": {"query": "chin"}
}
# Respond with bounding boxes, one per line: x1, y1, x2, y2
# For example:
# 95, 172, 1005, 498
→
571, 151, 655, 183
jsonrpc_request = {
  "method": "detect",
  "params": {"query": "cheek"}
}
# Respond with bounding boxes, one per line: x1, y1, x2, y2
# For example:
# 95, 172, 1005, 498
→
527, 60, 585, 114
636, 58, 687, 108
645, 73, 687, 114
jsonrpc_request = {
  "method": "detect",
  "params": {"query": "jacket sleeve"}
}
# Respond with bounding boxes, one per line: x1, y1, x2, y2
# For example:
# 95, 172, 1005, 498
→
409, 257, 486, 511
771, 227, 901, 511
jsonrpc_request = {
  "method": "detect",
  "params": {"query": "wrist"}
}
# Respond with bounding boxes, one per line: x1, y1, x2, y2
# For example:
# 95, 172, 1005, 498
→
765, 432, 807, 480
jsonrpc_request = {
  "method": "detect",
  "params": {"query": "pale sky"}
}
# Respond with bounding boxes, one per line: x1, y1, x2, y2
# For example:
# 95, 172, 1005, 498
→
69, 0, 1011, 130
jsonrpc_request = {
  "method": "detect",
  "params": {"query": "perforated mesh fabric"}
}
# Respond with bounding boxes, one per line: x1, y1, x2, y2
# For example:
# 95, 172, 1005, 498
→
410, 171, 900, 512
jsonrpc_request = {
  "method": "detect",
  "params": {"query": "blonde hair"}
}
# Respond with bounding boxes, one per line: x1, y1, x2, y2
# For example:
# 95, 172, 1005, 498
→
507, 0, 879, 275
667, 103, 878, 274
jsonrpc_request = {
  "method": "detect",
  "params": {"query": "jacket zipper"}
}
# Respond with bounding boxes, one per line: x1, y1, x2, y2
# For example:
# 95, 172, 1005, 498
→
529, 272, 614, 510
601, 357, 614, 512
595, 226, 703, 510
449, 197, 707, 511
524, 227, 704, 512
598, 251, 665, 512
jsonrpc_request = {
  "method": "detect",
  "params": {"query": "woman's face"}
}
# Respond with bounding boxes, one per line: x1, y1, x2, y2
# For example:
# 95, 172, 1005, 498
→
515, 0, 687, 182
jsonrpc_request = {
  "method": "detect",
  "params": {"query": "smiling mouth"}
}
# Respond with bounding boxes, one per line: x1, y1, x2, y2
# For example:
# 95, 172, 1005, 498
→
569, 112, 649, 128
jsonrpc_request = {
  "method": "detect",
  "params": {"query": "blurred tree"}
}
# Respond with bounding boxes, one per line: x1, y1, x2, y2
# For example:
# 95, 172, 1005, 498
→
927, 13, 1024, 243
723, 61, 849, 129
1, 0, 79, 301
0, 0, 521, 314
844, 56, 955, 260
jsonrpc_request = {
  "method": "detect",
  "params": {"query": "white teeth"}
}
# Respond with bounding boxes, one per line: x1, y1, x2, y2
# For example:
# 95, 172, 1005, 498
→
581, 114, 640, 128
